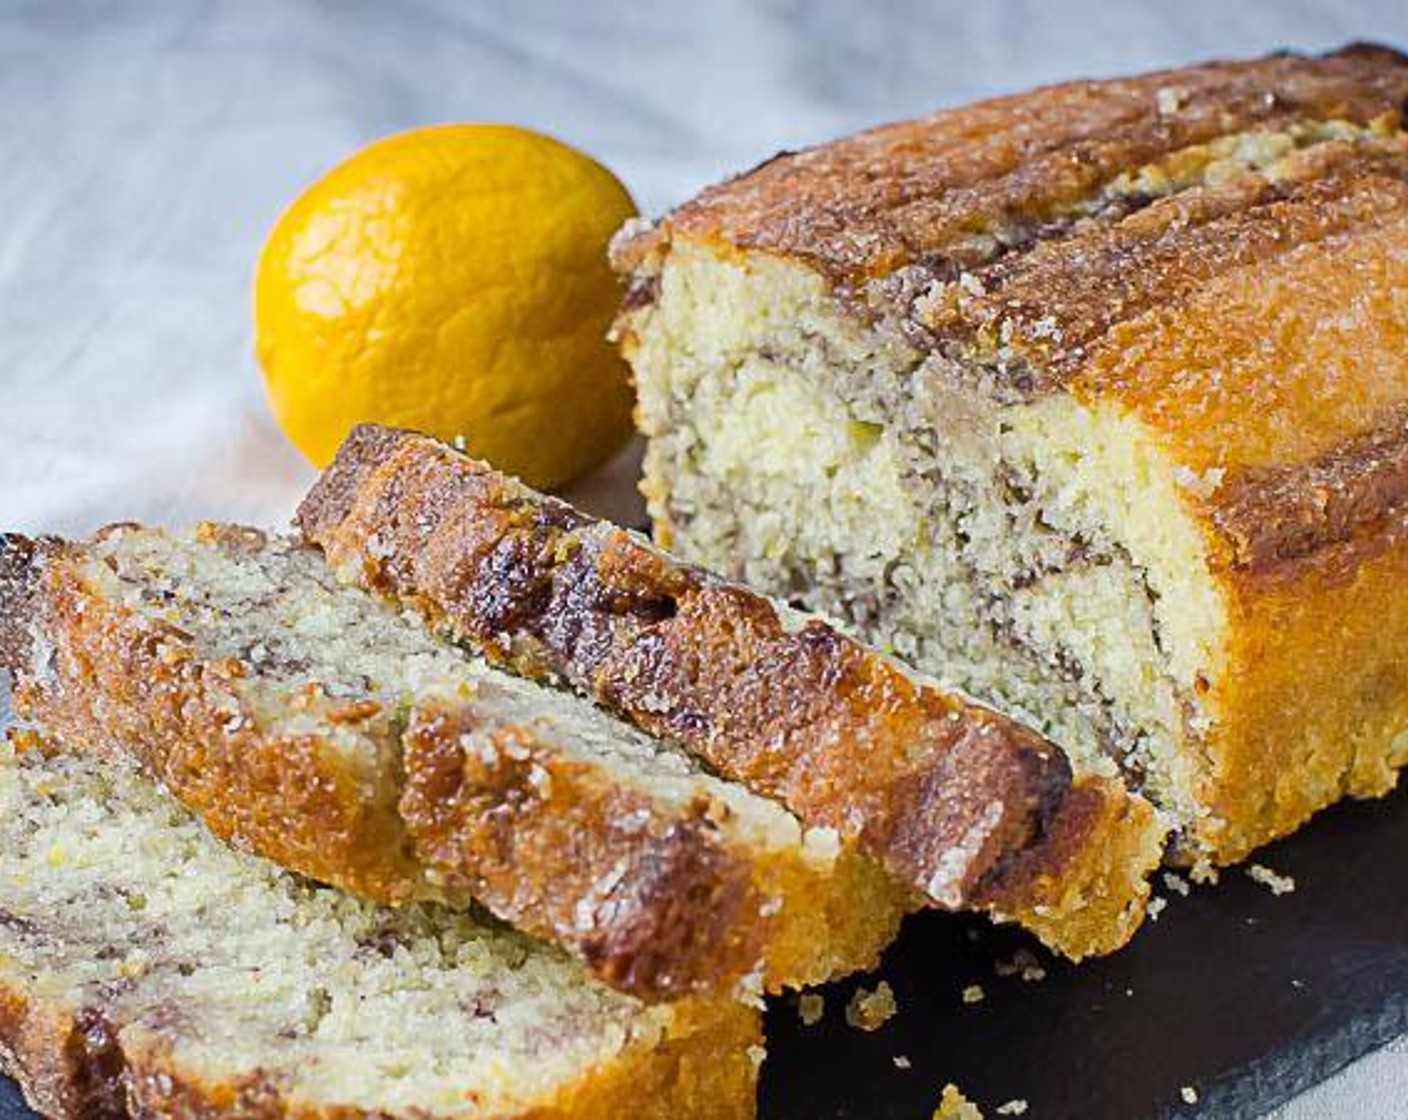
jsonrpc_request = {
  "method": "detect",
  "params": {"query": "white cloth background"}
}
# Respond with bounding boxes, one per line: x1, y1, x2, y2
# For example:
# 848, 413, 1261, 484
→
2, 2, 1406, 1114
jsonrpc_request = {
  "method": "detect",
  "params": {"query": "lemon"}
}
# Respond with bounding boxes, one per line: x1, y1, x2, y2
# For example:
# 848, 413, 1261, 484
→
254, 124, 638, 488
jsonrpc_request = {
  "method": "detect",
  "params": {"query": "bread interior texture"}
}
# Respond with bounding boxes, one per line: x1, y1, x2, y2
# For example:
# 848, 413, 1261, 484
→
632, 242, 1223, 837
0, 740, 728, 1118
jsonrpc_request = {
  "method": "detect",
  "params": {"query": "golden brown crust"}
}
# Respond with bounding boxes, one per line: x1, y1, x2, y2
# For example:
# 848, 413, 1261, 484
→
919, 142, 1408, 391
975, 777, 1163, 953
1186, 506, 1408, 865
0, 532, 809, 1002
616, 45, 1408, 286
0, 973, 127, 1120
1209, 405, 1408, 577
298, 425, 1165, 957
400, 704, 762, 996
0, 969, 760, 1120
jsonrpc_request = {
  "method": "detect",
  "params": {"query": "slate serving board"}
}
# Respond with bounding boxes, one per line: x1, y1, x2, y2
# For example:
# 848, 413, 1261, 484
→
2, 769, 1405, 1119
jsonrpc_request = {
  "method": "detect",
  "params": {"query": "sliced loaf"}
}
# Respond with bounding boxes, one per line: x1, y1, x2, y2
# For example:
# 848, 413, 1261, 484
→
610, 45, 1408, 869
0, 525, 907, 1002
297, 425, 1166, 958
0, 731, 759, 1120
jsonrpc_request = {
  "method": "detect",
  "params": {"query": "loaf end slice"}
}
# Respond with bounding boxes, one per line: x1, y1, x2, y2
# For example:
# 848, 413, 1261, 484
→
0, 732, 759, 1120
298, 425, 1166, 957
0, 524, 907, 1001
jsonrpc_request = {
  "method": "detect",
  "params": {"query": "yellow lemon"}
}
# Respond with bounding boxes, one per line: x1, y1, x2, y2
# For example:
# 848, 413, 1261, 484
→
254, 124, 638, 488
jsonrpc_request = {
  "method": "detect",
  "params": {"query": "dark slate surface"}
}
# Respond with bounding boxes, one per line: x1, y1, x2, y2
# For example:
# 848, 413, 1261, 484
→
2, 784, 1405, 1119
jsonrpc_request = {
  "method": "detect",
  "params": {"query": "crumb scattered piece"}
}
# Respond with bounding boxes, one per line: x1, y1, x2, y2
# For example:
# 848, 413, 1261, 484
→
1125, 987, 1135, 997
1181, 1085, 1199, 1104
1246, 863, 1296, 895
797, 991, 825, 1026
994, 948, 1046, 982
934, 1083, 984, 1120
1162, 871, 1190, 897
893, 1055, 912, 1070
1147, 896, 1167, 921
846, 980, 897, 1031
1291, 978, 1305, 989
1189, 860, 1220, 886
961, 983, 986, 1005
996, 1101, 1028, 1116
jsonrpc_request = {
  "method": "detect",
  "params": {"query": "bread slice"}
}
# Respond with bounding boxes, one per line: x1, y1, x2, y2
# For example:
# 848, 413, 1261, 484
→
297, 425, 1165, 958
612, 44, 1408, 869
0, 524, 906, 1003
0, 731, 759, 1120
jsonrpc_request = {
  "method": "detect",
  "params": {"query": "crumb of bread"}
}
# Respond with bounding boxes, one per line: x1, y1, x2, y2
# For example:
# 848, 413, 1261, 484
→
1147, 896, 1167, 920
846, 981, 897, 1031
1189, 860, 1220, 885
994, 949, 1046, 982
1162, 871, 1190, 896
797, 991, 826, 1026
893, 1055, 911, 1070
934, 1083, 984, 1119
961, 984, 985, 1005
1246, 863, 1296, 895
996, 1101, 1028, 1116
1181, 1085, 1199, 1104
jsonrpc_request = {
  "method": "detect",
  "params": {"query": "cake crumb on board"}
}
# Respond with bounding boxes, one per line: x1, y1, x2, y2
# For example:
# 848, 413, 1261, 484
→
1246, 863, 1296, 895
845, 980, 897, 1031
996, 1100, 1028, 1116
961, 983, 986, 1005
934, 1083, 984, 1119
994, 949, 1046, 982
1189, 860, 1220, 886
893, 1054, 911, 1070
797, 991, 825, 1026
1181, 1085, 1199, 1104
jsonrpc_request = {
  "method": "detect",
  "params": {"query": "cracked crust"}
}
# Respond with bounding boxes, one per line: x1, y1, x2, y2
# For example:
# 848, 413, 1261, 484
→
614, 44, 1408, 287
298, 425, 1165, 958
0, 528, 905, 1002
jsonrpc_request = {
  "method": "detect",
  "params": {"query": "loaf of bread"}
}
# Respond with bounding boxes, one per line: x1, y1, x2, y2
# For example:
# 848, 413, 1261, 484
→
613, 44, 1408, 867
298, 424, 1164, 958
0, 525, 907, 1002
0, 731, 758, 1120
